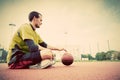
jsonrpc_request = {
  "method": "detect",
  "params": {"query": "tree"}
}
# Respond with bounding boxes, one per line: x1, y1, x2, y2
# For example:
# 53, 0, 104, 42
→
95, 52, 106, 61
0, 48, 7, 63
96, 50, 120, 61
88, 54, 94, 60
2, 49, 7, 62
105, 50, 115, 60
117, 52, 120, 60
112, 51, 120, 60
81, 54, 94, 60
81, 54, 88, 58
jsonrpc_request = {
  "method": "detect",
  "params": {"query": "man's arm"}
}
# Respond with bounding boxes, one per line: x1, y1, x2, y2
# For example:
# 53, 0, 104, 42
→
39, 42, 48, 50
47, 45, 67, 52
39, 42, 67, 51
24, 39, 39, 52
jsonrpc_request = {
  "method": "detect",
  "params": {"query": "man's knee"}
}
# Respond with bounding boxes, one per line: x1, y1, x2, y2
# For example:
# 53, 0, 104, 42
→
40, 49, 53, 60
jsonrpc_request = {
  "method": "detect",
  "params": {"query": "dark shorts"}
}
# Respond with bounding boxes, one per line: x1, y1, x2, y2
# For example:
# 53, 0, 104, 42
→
8, 49, 42, 69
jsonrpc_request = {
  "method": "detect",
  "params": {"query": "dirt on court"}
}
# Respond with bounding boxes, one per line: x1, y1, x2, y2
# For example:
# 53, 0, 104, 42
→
0, 62, 120, 80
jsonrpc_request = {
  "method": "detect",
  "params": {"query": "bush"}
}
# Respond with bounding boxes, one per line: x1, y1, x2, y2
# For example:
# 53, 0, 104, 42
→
95, 52, 106, 61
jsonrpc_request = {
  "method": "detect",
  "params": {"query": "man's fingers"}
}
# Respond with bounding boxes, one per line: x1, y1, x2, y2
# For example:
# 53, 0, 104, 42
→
64, 49, 67, 52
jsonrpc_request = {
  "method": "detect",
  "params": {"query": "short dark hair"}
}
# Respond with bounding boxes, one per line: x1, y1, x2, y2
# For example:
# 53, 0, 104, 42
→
28, 11, 42, 22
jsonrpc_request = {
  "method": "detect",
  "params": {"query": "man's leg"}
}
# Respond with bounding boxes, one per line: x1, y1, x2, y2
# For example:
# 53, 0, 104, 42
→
39, 49, 56, 69
8, 49, 54, 69
30, 49, 55, 69
40, 49, 53, 60
8, 50, 42, 69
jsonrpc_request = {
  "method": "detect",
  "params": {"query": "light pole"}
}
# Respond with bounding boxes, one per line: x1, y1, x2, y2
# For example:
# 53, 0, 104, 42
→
89, 44, 92, 54
9, 23, 16, 40
107, 40, 110, 51
64, 31, 68, 48
97, 42, 100, 52
9, 24, 16, 26
0, 44, 1, 48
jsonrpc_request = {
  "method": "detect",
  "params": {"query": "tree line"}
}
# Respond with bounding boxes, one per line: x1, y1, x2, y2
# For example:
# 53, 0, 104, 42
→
81, 50, 120, 61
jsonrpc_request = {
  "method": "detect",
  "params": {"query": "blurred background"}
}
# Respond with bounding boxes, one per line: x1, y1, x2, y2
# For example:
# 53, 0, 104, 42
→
0, 0, 120, 62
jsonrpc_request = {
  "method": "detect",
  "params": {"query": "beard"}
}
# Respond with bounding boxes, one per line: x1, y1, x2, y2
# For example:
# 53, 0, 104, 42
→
35, 24, 40, 28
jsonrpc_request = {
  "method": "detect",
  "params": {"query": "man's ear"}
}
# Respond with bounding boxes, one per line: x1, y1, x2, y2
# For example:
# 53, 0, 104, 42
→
33, 16, 36, 21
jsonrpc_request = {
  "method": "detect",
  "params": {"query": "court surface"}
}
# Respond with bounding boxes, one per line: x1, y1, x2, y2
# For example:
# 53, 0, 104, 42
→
0, 62, 120, 80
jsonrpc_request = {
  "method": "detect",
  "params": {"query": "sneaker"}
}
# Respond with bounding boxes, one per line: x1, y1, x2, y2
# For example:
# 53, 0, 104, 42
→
29, 54, 56, 69
40, 59, 53, 69
40, 55, 56, 69
29, 63, 40, 69
29, 59, 52, 69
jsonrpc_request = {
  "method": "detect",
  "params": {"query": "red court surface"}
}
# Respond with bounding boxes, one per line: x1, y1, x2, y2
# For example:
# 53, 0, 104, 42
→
0, 62, 120, 80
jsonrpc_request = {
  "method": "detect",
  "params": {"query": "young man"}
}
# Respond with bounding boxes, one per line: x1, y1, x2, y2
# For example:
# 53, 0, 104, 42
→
7, 11, 66, 69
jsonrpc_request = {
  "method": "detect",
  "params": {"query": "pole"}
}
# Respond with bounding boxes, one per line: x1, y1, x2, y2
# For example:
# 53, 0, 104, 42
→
107, 40, 110, 51
9, 23, 16, 44
97, 42, 100, 52
89, 44, 92, 54
64, 32, 68, 48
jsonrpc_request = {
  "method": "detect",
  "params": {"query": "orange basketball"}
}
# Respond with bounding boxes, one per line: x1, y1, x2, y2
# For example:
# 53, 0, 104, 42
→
61, 53, 74, 66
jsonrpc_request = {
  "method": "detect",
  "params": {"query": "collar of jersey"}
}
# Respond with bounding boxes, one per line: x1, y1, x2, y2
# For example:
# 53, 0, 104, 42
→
30, 24, 35, 31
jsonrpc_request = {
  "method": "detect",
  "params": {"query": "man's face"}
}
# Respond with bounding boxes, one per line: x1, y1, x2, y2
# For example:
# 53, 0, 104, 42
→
33, 16, 42, 28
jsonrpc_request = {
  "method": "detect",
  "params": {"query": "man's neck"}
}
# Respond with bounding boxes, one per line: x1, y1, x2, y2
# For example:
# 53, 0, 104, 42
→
30, 23, 36, 30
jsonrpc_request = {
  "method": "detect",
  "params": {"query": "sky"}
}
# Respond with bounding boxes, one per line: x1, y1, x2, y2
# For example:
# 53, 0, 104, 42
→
0, 0, 120, 54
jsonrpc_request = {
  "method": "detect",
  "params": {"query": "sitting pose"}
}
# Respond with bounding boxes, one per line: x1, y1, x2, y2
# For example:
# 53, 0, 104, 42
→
7, 11, 66, 69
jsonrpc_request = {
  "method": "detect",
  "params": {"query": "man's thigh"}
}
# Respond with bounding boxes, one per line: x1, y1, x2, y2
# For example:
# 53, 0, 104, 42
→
8, 51, 41, 69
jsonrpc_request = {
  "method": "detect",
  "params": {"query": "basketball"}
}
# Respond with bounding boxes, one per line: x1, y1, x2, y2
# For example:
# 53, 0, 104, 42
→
61, 53, 74, 66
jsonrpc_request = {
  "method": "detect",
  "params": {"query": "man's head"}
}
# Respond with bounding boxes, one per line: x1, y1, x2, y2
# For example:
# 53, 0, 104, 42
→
29, 11, 42, 28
